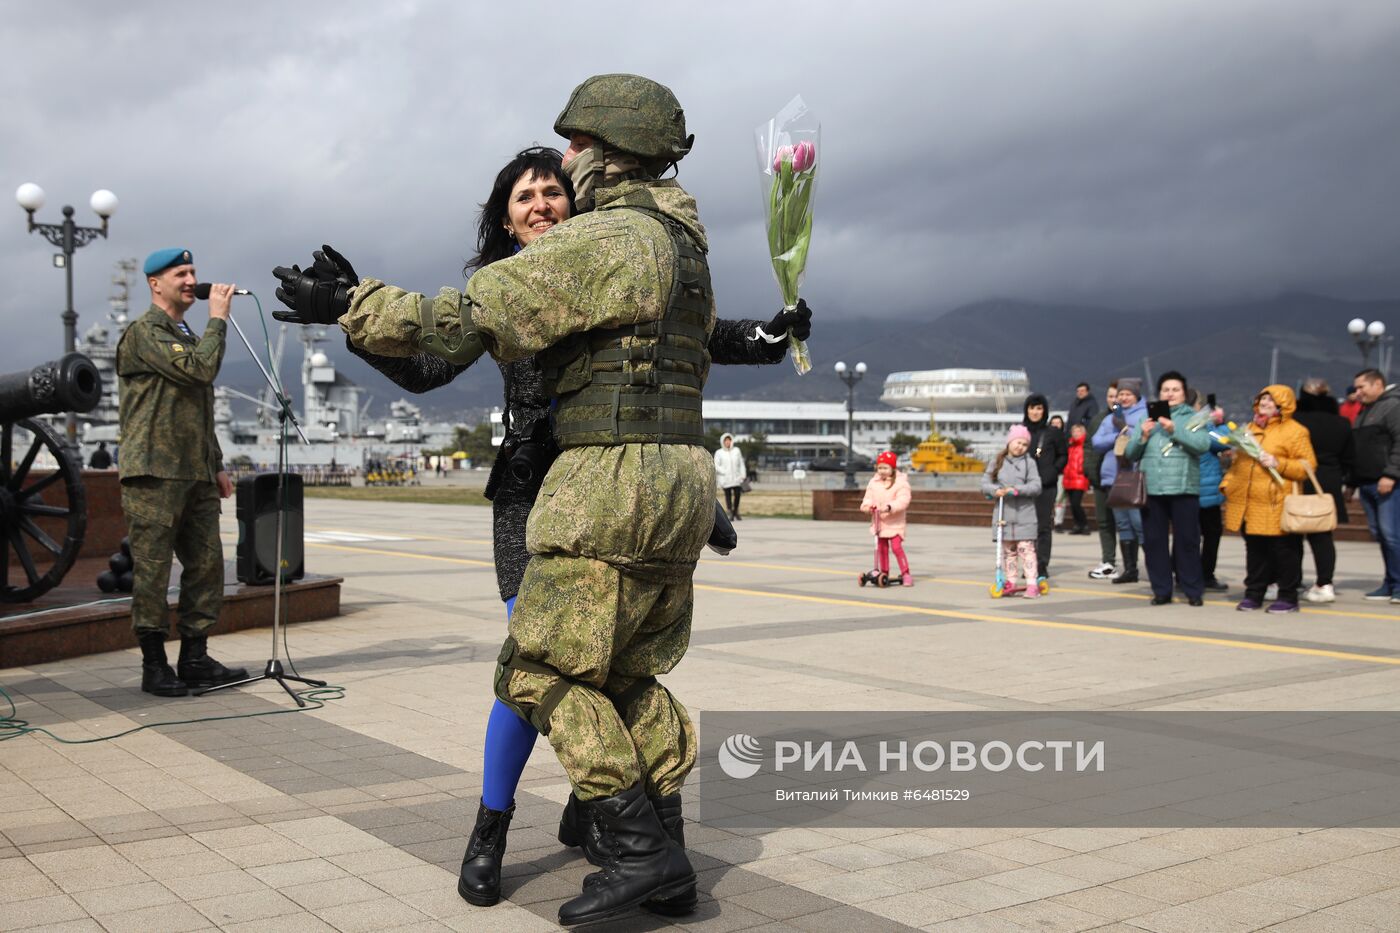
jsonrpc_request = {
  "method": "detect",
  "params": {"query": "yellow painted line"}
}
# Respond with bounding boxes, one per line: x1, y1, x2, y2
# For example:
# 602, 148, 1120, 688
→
306, 526, 493, 547
693, 582, 1400, 667
305, 541, 495, 568
306, 541, 1400, 668
708, 558, 1400, 622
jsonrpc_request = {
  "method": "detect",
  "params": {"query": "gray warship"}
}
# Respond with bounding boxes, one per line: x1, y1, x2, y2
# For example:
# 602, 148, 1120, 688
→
75, 260, 463, 470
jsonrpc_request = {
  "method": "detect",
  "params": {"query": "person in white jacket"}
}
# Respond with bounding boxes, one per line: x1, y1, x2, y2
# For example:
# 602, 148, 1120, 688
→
714, 433, 747, 520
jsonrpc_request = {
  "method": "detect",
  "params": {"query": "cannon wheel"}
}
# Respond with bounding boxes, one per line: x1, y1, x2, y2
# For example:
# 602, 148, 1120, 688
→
0, 418, 87, 603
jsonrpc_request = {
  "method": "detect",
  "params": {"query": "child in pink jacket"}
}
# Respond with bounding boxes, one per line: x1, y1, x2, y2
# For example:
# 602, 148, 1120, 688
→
861, 451, 915, 586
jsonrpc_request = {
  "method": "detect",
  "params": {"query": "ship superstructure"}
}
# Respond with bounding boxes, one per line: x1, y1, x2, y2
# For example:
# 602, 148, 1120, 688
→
76, 260, 463, 469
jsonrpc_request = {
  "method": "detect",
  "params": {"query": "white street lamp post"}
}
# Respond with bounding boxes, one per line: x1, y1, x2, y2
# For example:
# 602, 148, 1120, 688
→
835, 360, 867, 490
1348, 317, 1392, 378
17, 183, 119, 450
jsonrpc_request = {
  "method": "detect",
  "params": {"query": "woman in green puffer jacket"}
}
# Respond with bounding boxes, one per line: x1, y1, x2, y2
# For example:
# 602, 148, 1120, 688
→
1123, 371, 1212, 606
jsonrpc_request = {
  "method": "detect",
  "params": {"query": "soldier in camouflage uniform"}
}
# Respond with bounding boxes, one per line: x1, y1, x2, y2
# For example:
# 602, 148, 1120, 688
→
347, 147, 809, 910
273, 75, 755, 926
118, 249, 248, 698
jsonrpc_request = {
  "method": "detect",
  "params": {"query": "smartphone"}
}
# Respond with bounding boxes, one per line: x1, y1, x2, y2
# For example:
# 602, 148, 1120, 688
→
1148, 400, 1171, 420
1207, 393, 1216, 409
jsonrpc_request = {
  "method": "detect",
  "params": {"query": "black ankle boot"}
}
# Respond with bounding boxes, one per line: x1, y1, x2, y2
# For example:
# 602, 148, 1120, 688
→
139, 632, 188, 697
458, 800, 514, 906
1112, 542, 1140, 585
557, 783, 694, 927
177, 636, 249, 688
642, 792, 697, 916
558, 792, 612, 866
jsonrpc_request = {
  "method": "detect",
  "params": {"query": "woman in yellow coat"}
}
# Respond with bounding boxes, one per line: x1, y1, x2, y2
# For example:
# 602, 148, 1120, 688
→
1221, 384, 1317, 613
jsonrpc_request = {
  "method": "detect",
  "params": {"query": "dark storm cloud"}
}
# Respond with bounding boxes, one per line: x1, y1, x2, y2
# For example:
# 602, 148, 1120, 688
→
3, 0, 1400, 378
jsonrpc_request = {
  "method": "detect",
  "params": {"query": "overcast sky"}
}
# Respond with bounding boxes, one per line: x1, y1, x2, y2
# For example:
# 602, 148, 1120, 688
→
4, 0, 1400, 378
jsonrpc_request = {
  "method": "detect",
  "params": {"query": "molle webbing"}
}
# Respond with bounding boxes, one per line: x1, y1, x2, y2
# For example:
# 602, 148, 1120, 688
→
550, 208, 712, 448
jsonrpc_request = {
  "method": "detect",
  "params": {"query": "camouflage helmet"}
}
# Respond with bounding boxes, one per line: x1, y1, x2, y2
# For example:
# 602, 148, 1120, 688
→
554, 74, 694, 164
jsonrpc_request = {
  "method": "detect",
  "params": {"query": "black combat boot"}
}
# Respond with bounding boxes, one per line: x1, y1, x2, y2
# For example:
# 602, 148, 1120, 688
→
1112, 541, 1140, 585
457, 800, 514, 906
559, 790, 698, 915
641, 792, 697, 915
558, 792, 612, 866
138, 632, 188, 697
557, 783, 695, 927
176, 636, 249, 688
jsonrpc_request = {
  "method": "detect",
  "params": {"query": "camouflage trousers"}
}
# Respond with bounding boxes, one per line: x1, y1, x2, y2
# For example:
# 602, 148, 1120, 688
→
121, 477, 224, 638
495, 554, 696, 801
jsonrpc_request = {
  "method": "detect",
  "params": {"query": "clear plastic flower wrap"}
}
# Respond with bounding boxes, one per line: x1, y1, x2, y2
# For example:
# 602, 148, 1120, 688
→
755, 95, 820, 374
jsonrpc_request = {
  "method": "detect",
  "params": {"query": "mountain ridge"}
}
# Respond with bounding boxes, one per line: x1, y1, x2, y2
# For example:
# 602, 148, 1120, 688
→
214, 293, 1400, 424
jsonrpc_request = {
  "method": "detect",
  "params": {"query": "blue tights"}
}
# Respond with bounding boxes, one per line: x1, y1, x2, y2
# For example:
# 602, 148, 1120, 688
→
480, 596, 541, 812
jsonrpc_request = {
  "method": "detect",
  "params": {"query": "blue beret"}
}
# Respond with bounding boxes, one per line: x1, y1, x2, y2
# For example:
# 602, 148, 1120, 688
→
144, 248, 193, 276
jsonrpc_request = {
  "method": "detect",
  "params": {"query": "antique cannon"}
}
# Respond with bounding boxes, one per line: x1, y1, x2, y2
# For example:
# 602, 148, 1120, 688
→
0, 353, 102, 602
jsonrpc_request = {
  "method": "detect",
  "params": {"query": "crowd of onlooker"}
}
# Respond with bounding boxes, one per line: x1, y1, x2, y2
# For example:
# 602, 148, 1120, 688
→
1033, 370, 1400, 611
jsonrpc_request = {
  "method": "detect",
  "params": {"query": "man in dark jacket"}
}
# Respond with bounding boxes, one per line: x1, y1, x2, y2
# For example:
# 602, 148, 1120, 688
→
1067, 382, 1098, 428
1023, 392, 1068, 579
1349, 369, 1400, 602
1084, 381, 1118, 578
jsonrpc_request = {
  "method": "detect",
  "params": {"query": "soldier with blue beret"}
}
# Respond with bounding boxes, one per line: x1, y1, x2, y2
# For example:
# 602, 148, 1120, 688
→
117, 248, 248, 697
142, 247, 194, 276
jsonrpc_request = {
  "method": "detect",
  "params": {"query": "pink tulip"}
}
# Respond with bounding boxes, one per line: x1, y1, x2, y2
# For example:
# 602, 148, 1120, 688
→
772, 145, 795, 173
792, 140, 816, 172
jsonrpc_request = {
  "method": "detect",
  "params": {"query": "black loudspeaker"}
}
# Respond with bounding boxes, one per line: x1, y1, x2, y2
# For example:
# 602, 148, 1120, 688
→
236, 472, 305, 585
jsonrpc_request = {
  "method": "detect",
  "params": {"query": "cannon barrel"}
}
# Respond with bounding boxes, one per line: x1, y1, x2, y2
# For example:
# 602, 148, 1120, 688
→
0, 353, 102, 422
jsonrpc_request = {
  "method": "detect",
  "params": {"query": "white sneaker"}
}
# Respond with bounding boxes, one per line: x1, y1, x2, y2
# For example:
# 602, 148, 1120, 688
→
1305, 584, 1336, 603
1088, 563, 1116, 580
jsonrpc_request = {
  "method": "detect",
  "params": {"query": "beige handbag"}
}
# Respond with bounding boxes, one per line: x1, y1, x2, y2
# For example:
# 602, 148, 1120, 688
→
1281, 462, 1337, 534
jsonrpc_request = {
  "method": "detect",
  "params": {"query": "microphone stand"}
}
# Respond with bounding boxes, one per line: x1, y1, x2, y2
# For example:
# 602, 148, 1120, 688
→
197, 303, 325, 707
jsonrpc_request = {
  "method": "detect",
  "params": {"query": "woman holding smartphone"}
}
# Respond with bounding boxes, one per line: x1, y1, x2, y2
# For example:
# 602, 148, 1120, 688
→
1123, 371, 1211, 606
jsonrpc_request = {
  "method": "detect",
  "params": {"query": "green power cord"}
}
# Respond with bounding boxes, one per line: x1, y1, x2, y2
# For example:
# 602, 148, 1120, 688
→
0, 291, 350, 746
0, 679, 347, 744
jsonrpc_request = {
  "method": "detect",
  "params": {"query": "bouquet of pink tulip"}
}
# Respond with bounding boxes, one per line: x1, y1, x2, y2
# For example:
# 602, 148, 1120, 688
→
1210, 421, 1284, 485
756, 95, 820, 374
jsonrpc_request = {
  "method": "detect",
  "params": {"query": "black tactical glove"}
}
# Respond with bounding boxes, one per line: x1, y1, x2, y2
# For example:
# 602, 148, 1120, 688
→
763, 298, 813, 341
272, 244, 359, 325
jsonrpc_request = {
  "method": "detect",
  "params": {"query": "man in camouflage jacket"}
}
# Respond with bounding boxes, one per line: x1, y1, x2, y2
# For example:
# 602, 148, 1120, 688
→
118, 248, 246, 698
273, 75, 747, 926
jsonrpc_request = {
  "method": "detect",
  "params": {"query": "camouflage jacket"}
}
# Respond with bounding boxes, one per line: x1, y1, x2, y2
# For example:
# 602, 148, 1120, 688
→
117, 306, 225, 482
343, 179, 718, 571
342, 179, 715, 364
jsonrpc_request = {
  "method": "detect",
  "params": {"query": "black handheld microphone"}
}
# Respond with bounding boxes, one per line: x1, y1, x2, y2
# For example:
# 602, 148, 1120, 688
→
194, 283, 251, 299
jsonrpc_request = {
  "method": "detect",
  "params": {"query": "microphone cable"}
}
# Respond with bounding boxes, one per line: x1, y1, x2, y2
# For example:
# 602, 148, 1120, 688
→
0, 292, 348, 746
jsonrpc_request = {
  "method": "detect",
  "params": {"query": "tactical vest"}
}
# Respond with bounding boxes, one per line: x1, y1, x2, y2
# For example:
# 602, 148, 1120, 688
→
543, 207, 713, 448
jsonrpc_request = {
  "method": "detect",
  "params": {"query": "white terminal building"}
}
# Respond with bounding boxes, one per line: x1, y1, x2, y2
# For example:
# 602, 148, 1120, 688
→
492, 369, 1047, 463
704, 368, 1038, 463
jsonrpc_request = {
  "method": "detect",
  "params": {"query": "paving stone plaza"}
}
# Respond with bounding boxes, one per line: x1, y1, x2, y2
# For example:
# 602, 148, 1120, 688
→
3, 499, 1400, 932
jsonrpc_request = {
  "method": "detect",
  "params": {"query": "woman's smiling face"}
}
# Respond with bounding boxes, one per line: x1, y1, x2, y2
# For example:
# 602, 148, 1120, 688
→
506, 169, 571, 247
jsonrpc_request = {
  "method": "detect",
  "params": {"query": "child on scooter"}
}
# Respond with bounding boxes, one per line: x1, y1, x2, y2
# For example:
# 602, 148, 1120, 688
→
860, 451, 914, 586
981, 426, 1044, 598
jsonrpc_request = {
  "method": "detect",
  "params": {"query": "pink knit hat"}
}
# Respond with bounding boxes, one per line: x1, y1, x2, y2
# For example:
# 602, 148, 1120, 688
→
1007, 425, 1032, 445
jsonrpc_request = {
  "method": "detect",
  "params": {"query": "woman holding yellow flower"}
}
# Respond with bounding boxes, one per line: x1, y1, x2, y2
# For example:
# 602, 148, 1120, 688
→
1220, 385, 1317, 613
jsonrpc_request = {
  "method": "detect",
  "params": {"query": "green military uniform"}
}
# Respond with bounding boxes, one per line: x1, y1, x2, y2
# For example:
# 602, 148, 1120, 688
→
117, 305, 227, 638
343, 179, 715, 800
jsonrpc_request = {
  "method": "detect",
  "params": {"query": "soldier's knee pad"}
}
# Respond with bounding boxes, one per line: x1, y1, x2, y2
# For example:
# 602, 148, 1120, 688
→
494, 637, 579, 737
491, 662, 534, 726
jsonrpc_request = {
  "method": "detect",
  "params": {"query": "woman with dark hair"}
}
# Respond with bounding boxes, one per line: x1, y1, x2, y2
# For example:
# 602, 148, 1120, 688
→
350, 146, 810, 909
1293, 378, 1354, 602
1123, 371, 1210, 606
